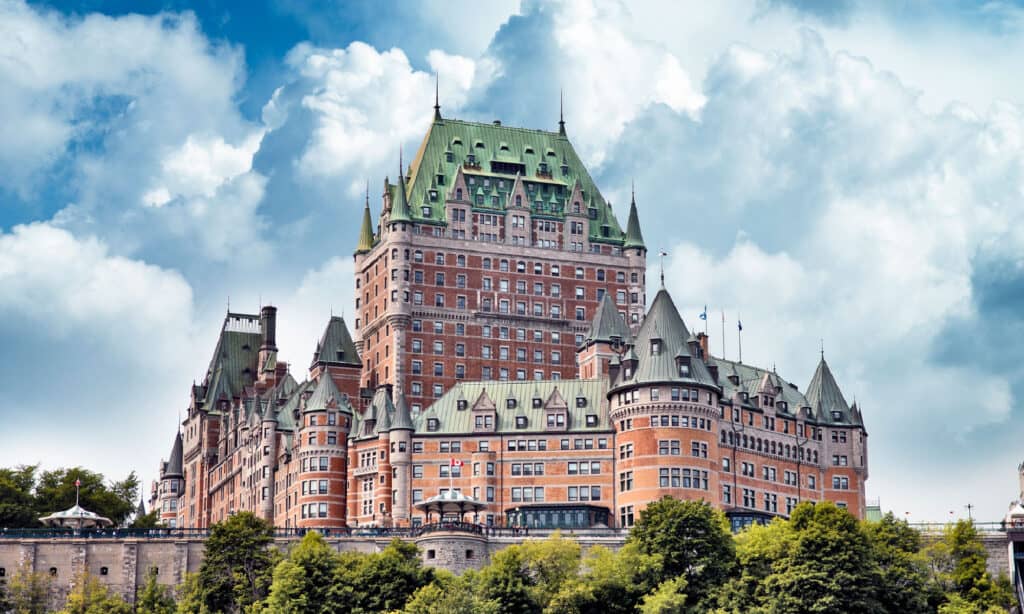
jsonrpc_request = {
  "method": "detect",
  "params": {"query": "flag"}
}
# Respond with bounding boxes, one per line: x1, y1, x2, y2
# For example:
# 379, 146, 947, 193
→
75, 479, 81, 487
699, 305, 707, 321
737, 319, 743, 331
449, 458, 464, 468
659, 249, 667, 257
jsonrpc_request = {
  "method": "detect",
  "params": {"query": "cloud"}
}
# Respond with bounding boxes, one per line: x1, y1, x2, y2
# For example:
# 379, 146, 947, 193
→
467, 0, 705, 167
610, 29, 1024, 519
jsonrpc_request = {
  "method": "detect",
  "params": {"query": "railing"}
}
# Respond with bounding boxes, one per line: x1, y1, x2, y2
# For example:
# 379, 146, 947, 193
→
907, 521, 1007, 534
413, 521, 484, 536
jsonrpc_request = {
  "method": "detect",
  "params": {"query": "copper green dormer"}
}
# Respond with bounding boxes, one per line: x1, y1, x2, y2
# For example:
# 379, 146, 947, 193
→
624, 187, 645, 250
390, 156, 412, 224
355, 187, 374, 254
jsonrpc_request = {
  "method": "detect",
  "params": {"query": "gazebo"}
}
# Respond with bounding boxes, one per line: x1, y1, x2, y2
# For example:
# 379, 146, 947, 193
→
414, 490, 487, 524
39, 504, 113, 531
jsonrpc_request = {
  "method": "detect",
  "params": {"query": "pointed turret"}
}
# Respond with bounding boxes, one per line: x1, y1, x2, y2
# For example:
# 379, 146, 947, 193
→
558, 90, 566, 136
306, 373, 346, 413
391, 392, 414, 431
805, 355, 850, 421
136, 497, 146, 518
390, 152, 412, 224
623, 186, 645, 250
164, 432, 184, 479
311, 316, 361, 369
584, 293, 630, 346
355, 184, 374, 254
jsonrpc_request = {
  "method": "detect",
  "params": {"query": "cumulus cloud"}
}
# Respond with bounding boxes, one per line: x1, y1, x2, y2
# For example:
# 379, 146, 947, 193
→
608, 29, 1024, 518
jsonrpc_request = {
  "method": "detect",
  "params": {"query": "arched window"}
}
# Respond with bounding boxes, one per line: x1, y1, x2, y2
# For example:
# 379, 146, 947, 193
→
456, 188, 463, 200
515, 195, 522, 206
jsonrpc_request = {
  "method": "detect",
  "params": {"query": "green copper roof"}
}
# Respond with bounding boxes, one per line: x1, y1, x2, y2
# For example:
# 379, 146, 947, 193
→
393, 117, 626, 243
612, 289, 718, 390
623, 191, 645, 250
312, 316, 361, 368
391, 392, 414, 431
583, 293, 631, 347
306, 373, 353, 414
414, 380, 610, 435
355, 194, 375, 254
390, 159, 412, 223
199, 314, 262, 412
805, 356, 853, 423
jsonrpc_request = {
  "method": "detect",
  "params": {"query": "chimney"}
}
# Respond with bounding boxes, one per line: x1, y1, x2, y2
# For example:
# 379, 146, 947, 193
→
696, 332, 709, 359
260, 305, 277, 351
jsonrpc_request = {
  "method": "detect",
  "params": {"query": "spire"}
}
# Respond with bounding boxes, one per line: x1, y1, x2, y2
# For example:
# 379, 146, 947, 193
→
585, 292, 631, 346
390, 149, 412, 223
433, 74, 442, 121
805, 354, 850, 420
164, 431, 184, 479
355, 182, 374, 254
623, 181, 645, 250
136, 497, 146, 518
558, 89, 566, 136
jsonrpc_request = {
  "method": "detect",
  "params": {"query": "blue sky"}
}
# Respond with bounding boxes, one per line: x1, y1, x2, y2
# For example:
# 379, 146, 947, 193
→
3, 0, 1024, 522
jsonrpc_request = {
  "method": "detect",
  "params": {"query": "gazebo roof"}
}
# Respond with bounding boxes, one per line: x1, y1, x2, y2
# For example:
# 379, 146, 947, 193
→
39, 504, 113, 528
414, 490, 487, 515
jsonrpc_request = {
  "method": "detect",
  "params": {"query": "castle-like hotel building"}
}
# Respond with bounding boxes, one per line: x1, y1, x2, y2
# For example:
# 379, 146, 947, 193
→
153, 105, 868, 532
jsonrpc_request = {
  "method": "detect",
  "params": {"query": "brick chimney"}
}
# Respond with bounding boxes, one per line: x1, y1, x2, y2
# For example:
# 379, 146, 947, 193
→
260, 305, 277, 351
696, 332, 709, 359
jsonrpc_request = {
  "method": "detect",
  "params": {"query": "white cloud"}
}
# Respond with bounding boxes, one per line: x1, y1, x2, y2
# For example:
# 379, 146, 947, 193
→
275, 257, 356, 373
274, 41, 478, 187
143, 132, 264, 207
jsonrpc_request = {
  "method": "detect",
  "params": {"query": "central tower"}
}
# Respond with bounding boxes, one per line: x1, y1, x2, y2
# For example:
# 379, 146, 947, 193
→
353, 105, 647, 414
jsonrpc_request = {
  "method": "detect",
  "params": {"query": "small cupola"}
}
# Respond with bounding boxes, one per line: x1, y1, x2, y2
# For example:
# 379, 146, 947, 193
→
622, 347, 639, 379
675, 346, 692, 378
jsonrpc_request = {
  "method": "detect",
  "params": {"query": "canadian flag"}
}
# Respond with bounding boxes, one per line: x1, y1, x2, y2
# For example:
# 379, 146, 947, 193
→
449, 458, 464, 468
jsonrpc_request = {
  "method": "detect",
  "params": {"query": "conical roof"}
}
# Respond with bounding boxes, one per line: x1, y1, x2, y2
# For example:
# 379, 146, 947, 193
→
306, 373, 348, 413
583, 293, 631, 346
623, 190, 645, 249
164, 432, 183, 479
312, 316, 361, 368
391, 392, 414, 430
355, 192, 374, 254
613, 288, 717, 389
805, 356, 850, 421
390, 158, 412, 223
136, 497, 146, 518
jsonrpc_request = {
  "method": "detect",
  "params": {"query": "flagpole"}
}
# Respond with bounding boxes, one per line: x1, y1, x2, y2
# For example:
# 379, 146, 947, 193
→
737, 313, 743, 364
721, 311, 726, 360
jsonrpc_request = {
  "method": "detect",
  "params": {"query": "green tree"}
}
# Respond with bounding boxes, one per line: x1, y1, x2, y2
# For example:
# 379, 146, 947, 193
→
58, 572, 132, 614
927, 520, 1016, 612
34, 467, 139, 526
2, 563, 50, 614
256, 531, 339, 614
628, 497, 735, 608
478, 534, 581, 614
863, 512, 933, 613
135, 568, 176, 614
335, 539, 434, 613
131, 509, 163, 529
403, 570, 500, 614
193, 512, 278, 613
0, 465, 39, 528
639, 576, 689, 614
547, 543, 663, 614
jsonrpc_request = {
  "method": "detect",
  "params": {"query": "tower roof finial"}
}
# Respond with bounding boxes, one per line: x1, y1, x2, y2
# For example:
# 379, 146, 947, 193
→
558, 89, 566, 136
433, 74, 441, 121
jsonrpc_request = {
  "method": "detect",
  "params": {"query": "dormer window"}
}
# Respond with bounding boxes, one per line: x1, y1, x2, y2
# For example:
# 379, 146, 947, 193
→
524, 146, 535, 155
624, 367, 633, 378
506, 399, 517, 409
576, 396, 587, 408
445, 152, 453, 163
427, 418, 439, 431
429, 189, 438, 200
532, 398, 542, 409
457, 400, 467, 411
546, 413, 565, 428
831, 411, 842, 421
467, 153, 476, 165
561, 163, 569, 175
538, 162, 549, 174
679, 363, 690, 377
515, 416, 528, 429
422, 206, 431, 217
588, 206, 597, 220
585, 414, 598, 427
651, 340, 662, 355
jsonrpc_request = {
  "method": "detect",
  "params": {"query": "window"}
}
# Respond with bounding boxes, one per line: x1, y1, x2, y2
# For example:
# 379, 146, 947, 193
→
691, 441, 708, 458
516, 416, 528, 429
620, 505, 634, 528
427, 418, 439, 431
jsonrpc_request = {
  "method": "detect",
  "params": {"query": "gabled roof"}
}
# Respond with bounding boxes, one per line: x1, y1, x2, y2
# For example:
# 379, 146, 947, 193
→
613, 288, 717, 389
311, 316, 361, 368
583, 293, 631, 347
164, 432, 183, 479
805, 356, 853, 423
414, 380, 608, 435
711, 357, 811, 412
